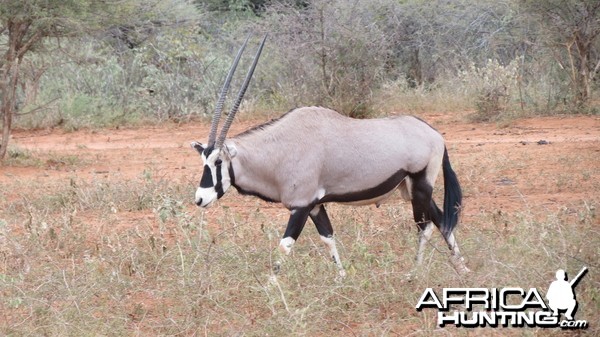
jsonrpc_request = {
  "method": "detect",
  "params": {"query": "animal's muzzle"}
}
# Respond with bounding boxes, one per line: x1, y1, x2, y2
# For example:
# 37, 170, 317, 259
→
195, 198, 203, 206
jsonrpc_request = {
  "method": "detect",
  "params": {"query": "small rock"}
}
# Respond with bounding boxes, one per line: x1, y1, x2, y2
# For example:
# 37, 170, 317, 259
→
497, 177, 515, 185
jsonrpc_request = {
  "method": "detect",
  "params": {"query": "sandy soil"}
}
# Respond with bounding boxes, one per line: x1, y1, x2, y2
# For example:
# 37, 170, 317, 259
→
3, 113, 598, 224
1, 112, 598, 336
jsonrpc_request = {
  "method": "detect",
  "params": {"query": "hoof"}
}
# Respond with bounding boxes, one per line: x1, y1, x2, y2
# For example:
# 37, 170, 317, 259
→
335, 269, 347, 282
450, 255, 471, 274
403, 268, 420, 282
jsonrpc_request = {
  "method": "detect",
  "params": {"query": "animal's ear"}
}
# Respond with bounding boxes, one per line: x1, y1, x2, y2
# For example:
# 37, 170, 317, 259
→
226, 144, 238, 158
190, 141, 205, 155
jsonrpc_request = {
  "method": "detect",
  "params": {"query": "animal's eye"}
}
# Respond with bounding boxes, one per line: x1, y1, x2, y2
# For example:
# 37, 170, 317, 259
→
215, 159, 223, 166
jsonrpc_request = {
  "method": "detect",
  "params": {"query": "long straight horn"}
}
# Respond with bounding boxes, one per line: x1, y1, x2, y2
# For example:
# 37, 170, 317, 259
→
207, 35, 250, 147
216, 35, 267, 149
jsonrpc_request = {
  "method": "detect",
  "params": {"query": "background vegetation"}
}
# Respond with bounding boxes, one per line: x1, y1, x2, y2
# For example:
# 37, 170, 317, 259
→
1, 0, 599, 154
1, 1, 599, 335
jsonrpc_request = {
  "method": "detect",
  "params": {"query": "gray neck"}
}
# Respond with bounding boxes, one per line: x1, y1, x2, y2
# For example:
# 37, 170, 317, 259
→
228, 139, 281, 203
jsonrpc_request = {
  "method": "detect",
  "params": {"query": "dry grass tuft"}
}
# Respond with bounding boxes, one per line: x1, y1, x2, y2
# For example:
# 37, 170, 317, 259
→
0, 173, 597, 336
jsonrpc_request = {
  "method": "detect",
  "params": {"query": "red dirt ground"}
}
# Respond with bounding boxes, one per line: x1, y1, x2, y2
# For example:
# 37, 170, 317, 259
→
3, 113, 598, 225
1, 112, 598, 336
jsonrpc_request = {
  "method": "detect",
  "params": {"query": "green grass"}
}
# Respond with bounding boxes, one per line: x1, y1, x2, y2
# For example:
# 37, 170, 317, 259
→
0, 173, 597, 336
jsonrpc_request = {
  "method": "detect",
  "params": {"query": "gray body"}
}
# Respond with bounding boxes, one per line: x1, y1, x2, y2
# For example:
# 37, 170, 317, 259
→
228, 107, 443, 208
191, 36, 469, 276
194, 107, 469, 276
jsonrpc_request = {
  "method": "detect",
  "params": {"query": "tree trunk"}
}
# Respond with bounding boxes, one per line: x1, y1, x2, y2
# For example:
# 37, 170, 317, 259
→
0, 19, 32, 160
575, 34, 592, 105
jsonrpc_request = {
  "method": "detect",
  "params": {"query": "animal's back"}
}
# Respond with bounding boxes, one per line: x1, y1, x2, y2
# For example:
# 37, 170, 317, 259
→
236, 107, 444, 205
277, 106, 444, 168
256, 107, 445, 197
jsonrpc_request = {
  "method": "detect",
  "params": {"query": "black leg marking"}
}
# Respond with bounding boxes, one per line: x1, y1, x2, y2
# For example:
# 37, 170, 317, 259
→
410, 168, 470, 273
278, 207, 311, 271
283, 207, 310, 241
309, 205, 334, 238
409, 168, 442, 228
309, 205, 346, 277
283, 207, 311, 241
410, 168, 442, 266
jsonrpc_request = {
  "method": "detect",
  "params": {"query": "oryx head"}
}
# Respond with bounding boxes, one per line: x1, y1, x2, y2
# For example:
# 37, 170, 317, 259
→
192, 35, 266, 207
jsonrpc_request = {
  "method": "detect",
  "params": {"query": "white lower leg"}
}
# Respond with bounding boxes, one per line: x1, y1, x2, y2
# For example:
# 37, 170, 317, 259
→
279, 237, 295, 255
445, 232, 461, 257
416, 222, 434, 265
274, 237, 296, 274
446, 232, 470, 273
320, 235, 346, 277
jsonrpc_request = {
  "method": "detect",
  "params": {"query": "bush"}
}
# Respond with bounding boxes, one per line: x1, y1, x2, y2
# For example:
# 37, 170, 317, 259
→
461, 59, 519, 121
257, 0, 392, 118
17, 28, 234, 128
10, 0, 599, 130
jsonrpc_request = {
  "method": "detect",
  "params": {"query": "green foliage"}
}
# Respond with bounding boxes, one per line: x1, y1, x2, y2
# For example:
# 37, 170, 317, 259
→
195, 0, 271, 13
519, 0, 600, 108
6, 0, 600, 131
15, 1, 225, 128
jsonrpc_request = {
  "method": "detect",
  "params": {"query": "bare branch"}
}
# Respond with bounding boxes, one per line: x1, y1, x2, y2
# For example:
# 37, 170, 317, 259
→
16, 30, 43, 60
15, 97, 60, 116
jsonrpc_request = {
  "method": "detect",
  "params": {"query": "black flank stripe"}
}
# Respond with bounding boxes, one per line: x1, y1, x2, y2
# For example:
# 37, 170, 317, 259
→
319, 169, 408, 204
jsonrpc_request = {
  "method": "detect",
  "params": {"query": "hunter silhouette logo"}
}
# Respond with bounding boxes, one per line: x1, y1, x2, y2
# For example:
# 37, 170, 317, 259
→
546, 267, 587, 321
415, 266, 589, 329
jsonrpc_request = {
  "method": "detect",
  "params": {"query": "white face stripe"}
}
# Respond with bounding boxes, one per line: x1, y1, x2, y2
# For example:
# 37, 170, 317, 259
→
207, 153, 219, 188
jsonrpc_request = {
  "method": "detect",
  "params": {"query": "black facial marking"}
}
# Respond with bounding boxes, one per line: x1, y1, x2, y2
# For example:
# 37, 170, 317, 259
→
318, 169, 408, 204
215, 160, 224, 198
199, 165, 214, 188
202, 144, 216, 157
192, 142, 205, 155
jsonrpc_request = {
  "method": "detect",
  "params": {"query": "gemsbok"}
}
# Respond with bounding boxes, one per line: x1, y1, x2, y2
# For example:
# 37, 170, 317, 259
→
191, 36, 470, 276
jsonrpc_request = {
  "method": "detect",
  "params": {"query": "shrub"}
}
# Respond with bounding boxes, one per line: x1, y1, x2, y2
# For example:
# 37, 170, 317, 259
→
458, 59, 520, 121
258, 0, 392, 118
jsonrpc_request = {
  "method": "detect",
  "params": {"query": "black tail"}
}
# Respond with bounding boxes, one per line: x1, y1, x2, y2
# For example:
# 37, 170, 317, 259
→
441, 147, 462, 238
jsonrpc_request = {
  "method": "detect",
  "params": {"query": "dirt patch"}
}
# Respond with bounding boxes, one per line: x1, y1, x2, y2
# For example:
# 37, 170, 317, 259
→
4, 114, 598, 220
1, 113, 598, 336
